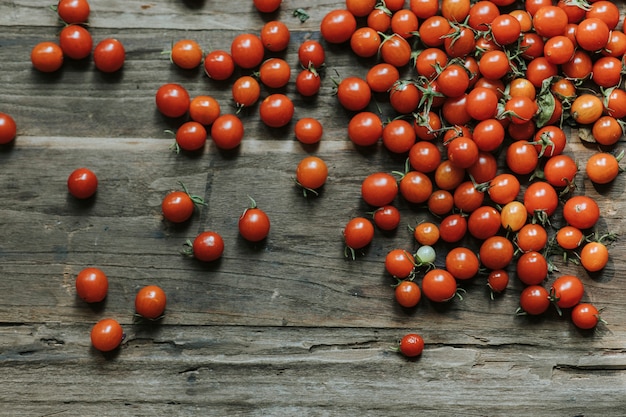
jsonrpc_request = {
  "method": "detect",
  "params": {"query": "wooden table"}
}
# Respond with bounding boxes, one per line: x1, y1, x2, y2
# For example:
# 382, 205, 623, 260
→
1, 1, 625, 415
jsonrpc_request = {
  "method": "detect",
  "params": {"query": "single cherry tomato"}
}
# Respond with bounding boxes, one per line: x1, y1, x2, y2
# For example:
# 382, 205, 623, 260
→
90, 318, 124, 352
523, 181, 559, 220
550, 275, 584, 309
533, 5, 568, 38
479, 236, 514, 270
294, 118, 323, 145
259, 94, 294, 128
408, 141, 441, 173
571, 303, 602, 329
428, 189, 454, 216
516, 251, 548, 285
93, 38, 125, 73
298, 40, 325, 69
434, 159, 465, 191
501, 201, 528, 232
395, 280, 421, 308
210, 114, 244, 150
189, 95, 220, 126
367, 8, 392, 32
391, 9, 419, 38
580, 241, 609, 272
348, 112, 383, 147
59, 24, 93, 60
239, 198, 271, 242
350, 27, 381, 58
488, 270, 509, 297
170, 39, 203, 69
161, 184, 205, 223
155, 83, 190, 118
373, 205, 401, 231
389, 81, 421, 114
422, 269, 457, 303
399, 171, 432, 204
447, 136, 479, 169
361, 172, 398, 207
382, 119, 416, 154
259, 58, 291, 89
380, 33, 412, 67
453, 181, 484, 213
488, 173, 520, 205
398, 333, 425, 357
506, 140, 539, 175
320, 9, 357, 44
343, 217, 375, 255
174, 121, 207, 152
253, 0, 281, 13
575, 17, 610, 52
543, 155, 577, 189
517, 223, 548, 252
189, 231, 224, 262
231, 76, 261, 110
0, 112, 17, 144
386, 249, 416, 279
230, 33, 264, 69
57, 0, 90, 24
75, 267, 108, 303
571, 94, 604, 125
260, 20, 290, 52
586, 152, 621, 184
135, 285, 167, 320
336, 76, 371, 112
555, 225, 584, 250
562, 195, 600, 230
203, 50, 235, 80
67, 167, 98, 199
413, 222, 440, 246
445, 247, 479, 281
346, 0, 376, 17
439, 213, 468, 243
518, 285, 550, 316
295, 68, 321, 97
591, 116, 624, 147
31, 41, 63, 72
467, 205, 501, 240
296, 156, 328, 194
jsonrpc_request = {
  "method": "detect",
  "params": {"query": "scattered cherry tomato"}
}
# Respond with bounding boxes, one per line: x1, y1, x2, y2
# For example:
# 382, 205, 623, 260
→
31, 41, 63, 72
57, 0, 90, 24
171, 39, 203, 69
161, 184, 205, 223
373, 205, 401, 231
580, 241, 609, 272
210, 114, 244, 150
90, 318, 124, 352
156, 83, 190, 118
59, 24, 93, 60
93, 38, 125, 73
518, 285, 550, 316
343, 217, 375, 257
320, 9, 357, 44
562, 195, 600, 230
203, 50, 235, 80
230, 33, 264, 69
550, 275, 584, 309
238, 198, 271, 242
75, 267, 108, 303
189, 95, 221, 126
0, 112, 17, 144
294, 118, 323, 145
422, 269, 458, 303
253, 0, 282, 13
135, 285, 167, 320
188, 231, 225, 262
385, 249, 416, 279
571, 303, 602, 330
67, 167, 98, 199
260, 20, 290, 52
295, 156, 328, 194
361, 172, 398, 207
259, 94, 294, 128
398, 333, 425, 357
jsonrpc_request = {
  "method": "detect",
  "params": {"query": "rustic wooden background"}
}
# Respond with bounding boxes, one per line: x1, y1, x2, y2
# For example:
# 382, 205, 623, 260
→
1, 0, 625, 415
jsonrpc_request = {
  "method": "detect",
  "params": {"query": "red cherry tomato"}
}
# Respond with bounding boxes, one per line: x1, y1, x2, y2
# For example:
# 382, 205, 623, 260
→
295, 156, 328, 193
238, 199, 271, 242
210, 114, 244, 150
550, 275, 584, 309
67, 167, 98, 199
230, 33, 265, 69
175, 121, 207, 152
294, 118, 323, 145
260, 20, 290, 52
171, 39, 203, 70
320, 9, 357, 44
571, 303, 602, 330
422, 269, 458, 303
135, 285, 167, 320
518, 285, 550, 316
259, 94, 294, 128
361, 172, 398, 207
90, 318, 124, 352
398, 333, 425, 357
562, 195, 600, 230
0, 112, 17, 144
343, 217, 375, 254
155, 83, 190, 118
59, 24, 93, 60
57, 0, 90, 24
75, 267, 108, 303
189, 231, 224, 262
395, 280, 421, 308
386, 249, 416, 279
31, 41, 64, 72
93, 38, 125, 73
203, 50, 235, 81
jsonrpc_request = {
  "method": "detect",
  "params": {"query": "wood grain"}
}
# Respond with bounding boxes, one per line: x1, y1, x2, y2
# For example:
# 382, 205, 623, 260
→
1, 0, 625, 416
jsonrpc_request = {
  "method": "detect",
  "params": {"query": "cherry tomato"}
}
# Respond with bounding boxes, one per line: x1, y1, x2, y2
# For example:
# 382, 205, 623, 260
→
161, 185, 205, 223
395, 280, 421, 308
447, 136, 479, 169
409, 141, 441, 173
478, 50, 511, 80
575, 17, 610, 51
31, 41, 63, 72
524, 181, 559, 220
343, 217, 375, 253
190, 231, 224, 262
419, 15, 451, 47
413, 222, 440, 246
361, 172, 398, 207
550, 275, 584, 309
298, 40, 325, 69
580, 241, 609, 272
389, 81, 421, 114
348, 112, 382, 146
391, 9, 419, 38
488, 173, 520, 205
472, 118, 505, 152
466, 87, 499, 121
555, 225, 584, 250
413, 111, 441, 141
445, 247, 479, 281
382, 119, 416, 154
373, 205, 401, 231
517, 223, 548, 252
294, 118, 323, 145
479, 236, 514, 270
422, 269, 457, 303
571, 94, 604, 125
385, 249, 416, 279
562, 195, 600, 230
441, 0, 471, 22
490, 13, 522, 46
571, 303, 601, 329
444, 25, 477, 58
346, 0, 376, 17
501, 201, 528, 232
604, 88, 626, 118
320, 9, 357, 44
171, 39, 203, 69
155, 83, 190, 118
67, 167, 98, 199
526, 57, 558, 88
533, 5, 568, 38
295, 68, 321, 97
468, 0, 500, 31
210, 114, 244, 150
259, 94, 294, 128
380, 33, 412, 67
231, 76, 261, 110
439, 213, 468, 243
258, 58, 291, 89
253, 0, 281, 13
175, 121, 207, 152
189, 95, 221, 126
93, 38, 125, 73
350, 27, 381, 58
336, 76, 371, 112
591, 56, 622, 88
434, 159, 465, 191
59, 24, 93, 60
260, 20, 290, 52
586, 152, 621, 184
506, 140, 539, 175
488, 270, 509, 296
516, 251, 548, 285
296, 156, 328, 193
591, 116, 623, 146
399, 171, 432, 204
467, 205, 501, 240
135, 285, 167, 320
91, 318, 124, 352
366, 63, 399, 92
239, 199, 271, 242
468, 152, 498, 184
230, 33, 264, 69
203, 50, 235, 81
518, 285, 550, 316
0, 112, 17, 144
453, 181, 484, 213
57, 0, 90, 24
398, 333, 425, 357
75, 267, 108, 303
544, 155, 577, 189
415, 47, 448, 78
367, 8, 392, 32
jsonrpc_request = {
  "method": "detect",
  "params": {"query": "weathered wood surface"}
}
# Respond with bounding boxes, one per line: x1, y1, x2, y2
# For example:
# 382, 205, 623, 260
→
1, 1, 625, 416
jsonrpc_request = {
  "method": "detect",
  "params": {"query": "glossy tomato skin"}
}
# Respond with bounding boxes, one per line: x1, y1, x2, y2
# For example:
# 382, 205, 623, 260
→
320, 9, 357, 44
156, 83, 190, 118
295, 69, 321, 97
518, 285, 550, 316
395, 280, 421, 308
161, 189, 202, 223
90, 318, 124, 352
343, 217, 375, 251
31, 41, 64, 72
93, 38, 125, 73
550, 275, 584, 309
171, 39, 203, 69
516, 251, 548, 285
189, 95, 221, 126
57, 0, 90, 24
348, 112, 382, 146
562, 195, 600, 230
373, 205, 401, 231
571, 303, 601, 329
135, 285, 167, 320
192, 231, 225, 262
398, 333, 424, 357
67, 167, 98, 199
580, 241, 609, 272
586, 152, 620, 184
175, 121, 207, 152
386, 249, 416, 279
294, 118, 323, 145
239, 206, 271, 242
260, 20, 290, 52
203, 50, 235, 81
253, 0, 282, 13
336, 76, 371, 112
422, 269, 458, 303
0, 112, 17, 144
232, 75, 261, 109
259, 94, 294, 128
210, 114, 244, 150
75, 267, 108, 303
298, 40, 325, 69
445, 247, 480, 281
59, 24, 93, 60
296, 156, 328, 191
361, 172, 398, 207
230, 33, 265, 69
479, 236, 514, 270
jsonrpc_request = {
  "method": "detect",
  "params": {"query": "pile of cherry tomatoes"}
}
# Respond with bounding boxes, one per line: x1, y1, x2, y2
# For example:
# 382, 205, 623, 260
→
11, 0, 624, 357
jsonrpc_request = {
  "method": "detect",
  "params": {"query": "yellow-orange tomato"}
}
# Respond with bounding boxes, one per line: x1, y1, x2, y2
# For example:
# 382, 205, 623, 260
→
570, 94, 604, 125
